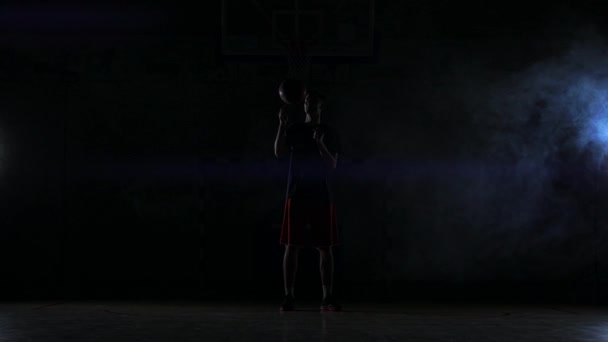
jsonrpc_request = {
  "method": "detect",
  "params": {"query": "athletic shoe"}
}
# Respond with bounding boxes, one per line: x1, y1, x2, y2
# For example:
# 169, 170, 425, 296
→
280, 294, 295, 311
320, 294, 341, 312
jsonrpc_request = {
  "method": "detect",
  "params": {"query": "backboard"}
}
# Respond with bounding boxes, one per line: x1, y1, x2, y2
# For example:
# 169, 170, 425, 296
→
220, 0, 375, 62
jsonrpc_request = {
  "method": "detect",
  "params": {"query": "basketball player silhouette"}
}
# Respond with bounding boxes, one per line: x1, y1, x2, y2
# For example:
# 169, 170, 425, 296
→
274, 89, 341, 312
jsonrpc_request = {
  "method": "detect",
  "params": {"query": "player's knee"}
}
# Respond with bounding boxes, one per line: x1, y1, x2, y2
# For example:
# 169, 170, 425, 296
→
317, 246, 331, 254
286, 245, 299, 253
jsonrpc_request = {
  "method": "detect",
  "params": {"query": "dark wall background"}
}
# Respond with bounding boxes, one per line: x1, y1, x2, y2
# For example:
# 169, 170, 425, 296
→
1, 1, 608, 303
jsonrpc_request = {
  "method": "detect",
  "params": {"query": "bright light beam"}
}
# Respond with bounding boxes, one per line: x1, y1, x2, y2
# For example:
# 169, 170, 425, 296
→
574, 80, 608, 169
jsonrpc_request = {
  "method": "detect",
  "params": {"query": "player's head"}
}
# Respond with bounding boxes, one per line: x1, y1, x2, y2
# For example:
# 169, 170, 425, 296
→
304, 90, 326, 117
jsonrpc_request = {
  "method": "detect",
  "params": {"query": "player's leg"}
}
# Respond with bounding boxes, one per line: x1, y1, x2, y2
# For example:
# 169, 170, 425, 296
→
316, 198, 342, 311
318, 245, 341, 311
281, 244, 299, 311
283, 244, 299, 296
318, 246, 333, 298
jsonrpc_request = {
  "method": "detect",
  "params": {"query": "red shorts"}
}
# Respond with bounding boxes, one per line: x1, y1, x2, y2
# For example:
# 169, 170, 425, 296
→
280, 197, 339, 247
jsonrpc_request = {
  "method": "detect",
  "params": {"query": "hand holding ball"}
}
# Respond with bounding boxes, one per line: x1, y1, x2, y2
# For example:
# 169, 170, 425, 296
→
313, 127, 325, 144
278, 105, 288, 124
279, 79, 307, 105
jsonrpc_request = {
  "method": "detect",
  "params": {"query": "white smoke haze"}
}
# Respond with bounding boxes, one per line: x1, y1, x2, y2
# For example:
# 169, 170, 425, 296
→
0, 122, 6, 179
364, 25, 608, 284
322, 18, 608, 289
441, 27, 608, 278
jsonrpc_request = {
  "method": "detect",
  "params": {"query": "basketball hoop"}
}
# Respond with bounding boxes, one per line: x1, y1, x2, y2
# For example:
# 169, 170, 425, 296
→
221, 0, 375, 63
286, 36, 311, 82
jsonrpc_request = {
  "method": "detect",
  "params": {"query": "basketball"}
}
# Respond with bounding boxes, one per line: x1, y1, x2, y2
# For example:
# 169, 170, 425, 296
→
278, 79, 306, 105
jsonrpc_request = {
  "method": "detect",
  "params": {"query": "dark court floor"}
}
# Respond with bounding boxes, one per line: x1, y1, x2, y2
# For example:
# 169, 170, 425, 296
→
0, 301, 607, 341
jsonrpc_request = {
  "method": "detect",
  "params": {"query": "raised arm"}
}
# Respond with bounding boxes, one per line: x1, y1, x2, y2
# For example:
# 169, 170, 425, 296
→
314, 128, 338, 169
317, 141, 338, 169
274, 106, 289, 158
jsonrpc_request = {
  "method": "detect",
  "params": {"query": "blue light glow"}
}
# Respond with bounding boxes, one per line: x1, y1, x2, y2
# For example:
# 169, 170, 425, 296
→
574, 78, 608, 167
